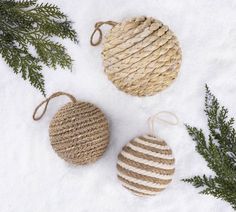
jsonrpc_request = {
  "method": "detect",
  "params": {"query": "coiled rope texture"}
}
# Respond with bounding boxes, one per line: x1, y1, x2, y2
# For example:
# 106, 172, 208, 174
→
91, 16, 182, 96
33, 92, 109, 165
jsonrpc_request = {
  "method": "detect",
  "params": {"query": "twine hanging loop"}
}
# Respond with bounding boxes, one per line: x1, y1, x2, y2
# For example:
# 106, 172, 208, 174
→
90, 21, 118, 46
148, 111, 179, 137
33, 92, 77, 121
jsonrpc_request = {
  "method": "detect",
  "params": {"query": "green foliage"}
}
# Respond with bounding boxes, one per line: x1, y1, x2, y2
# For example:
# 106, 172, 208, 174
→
0, 0, 78, 95
183, 85, 236, 210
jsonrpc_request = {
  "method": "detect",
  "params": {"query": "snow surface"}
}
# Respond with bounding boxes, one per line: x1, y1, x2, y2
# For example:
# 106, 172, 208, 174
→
0, 0, 236, 211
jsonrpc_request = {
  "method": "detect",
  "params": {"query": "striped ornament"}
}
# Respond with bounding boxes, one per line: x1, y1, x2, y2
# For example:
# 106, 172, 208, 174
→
117, 134, 175, 196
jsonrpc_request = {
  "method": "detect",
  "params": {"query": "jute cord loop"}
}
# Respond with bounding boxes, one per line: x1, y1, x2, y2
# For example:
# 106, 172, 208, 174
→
90, 21, 118, 46
148, 111, 179, 137
33, 92, 77, 121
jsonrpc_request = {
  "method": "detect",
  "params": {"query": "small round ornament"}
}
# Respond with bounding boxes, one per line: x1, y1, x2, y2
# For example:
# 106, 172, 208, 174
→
116, 112, 178, 196
33, 92, 109, 165
90, 16, 182, 97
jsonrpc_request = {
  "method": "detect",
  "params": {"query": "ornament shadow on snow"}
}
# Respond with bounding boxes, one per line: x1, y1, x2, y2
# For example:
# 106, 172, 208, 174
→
33, 92, 109, 165
90, 16, 182, 97
116, 111, 179, 196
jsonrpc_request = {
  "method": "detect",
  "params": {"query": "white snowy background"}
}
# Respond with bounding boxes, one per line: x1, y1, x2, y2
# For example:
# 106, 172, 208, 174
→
0, 0, 236, 211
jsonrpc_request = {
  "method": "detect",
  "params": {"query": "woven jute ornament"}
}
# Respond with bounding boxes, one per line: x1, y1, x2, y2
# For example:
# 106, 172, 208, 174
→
90, 16, 182, 96
116, 112, 178, 196
33, 92, 109, 165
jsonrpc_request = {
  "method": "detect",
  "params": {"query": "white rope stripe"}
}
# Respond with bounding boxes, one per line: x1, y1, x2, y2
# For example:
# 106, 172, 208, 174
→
127, 142, 174, 159
132, 192, 146, 197
134, 138, 170, 150
143, 134, 163, 141
118, 171, 168, 189
120, 181, 158, 195
118, 160, 172, 180
121, 151, 175, 170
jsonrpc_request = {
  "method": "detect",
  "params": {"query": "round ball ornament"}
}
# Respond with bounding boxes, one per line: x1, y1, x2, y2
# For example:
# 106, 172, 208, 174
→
90, 16, 182, 96
33, 92, 109, 165
116, 112, 178, 196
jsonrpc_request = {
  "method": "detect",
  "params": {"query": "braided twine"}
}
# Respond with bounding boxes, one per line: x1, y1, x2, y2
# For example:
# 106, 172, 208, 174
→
33, 92, 109, 165
91, 16, 182, 96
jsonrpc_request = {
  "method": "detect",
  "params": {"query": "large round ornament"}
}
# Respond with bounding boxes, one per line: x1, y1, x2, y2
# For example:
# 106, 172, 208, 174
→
33, 92, 109, 165
91, 16, 182, 96
117, 134, 175, 196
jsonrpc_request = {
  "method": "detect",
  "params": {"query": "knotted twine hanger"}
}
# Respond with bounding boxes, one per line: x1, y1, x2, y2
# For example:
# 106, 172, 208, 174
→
148, 111, 179, 137
33, 91, 77, 121
90, 21, 118, 46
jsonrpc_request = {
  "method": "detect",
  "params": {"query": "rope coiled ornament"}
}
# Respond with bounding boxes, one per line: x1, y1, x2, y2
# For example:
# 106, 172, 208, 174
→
33, 92, 109, 165
116, 112, 178, 196
91, 16, 182, 96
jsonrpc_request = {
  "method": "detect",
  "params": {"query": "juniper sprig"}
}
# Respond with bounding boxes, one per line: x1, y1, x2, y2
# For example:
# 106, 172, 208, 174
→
0, 0, 78, 95
183, 85, 236, 210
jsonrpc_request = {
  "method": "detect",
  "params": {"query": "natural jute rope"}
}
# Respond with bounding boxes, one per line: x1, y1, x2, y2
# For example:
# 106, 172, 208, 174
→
91, 16, 182, 96
33, 92, 109, 165
116, 112, 178, 196
90, 21, 118, 46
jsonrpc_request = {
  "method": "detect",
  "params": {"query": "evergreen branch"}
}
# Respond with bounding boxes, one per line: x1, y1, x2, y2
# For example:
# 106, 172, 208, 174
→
183, 85, 236, 210
33, 39, 72, 69
0, 0, 78, 95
